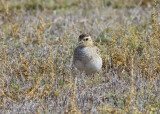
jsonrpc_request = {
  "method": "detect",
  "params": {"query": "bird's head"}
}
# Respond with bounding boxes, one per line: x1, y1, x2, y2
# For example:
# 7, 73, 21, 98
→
78, 34, 93, 47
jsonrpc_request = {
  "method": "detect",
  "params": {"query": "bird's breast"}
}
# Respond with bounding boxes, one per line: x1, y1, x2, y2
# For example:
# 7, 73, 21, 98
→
85, 56, 102, 74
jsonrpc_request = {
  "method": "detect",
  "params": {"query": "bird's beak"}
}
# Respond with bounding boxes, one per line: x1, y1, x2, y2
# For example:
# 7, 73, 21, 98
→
78, 41, 83, 45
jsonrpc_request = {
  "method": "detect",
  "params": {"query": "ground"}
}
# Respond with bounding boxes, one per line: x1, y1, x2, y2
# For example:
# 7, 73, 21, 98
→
0, 0, 160, 113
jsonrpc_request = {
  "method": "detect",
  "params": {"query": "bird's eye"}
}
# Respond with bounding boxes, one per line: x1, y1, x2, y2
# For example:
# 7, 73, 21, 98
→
86, 38, 88, 41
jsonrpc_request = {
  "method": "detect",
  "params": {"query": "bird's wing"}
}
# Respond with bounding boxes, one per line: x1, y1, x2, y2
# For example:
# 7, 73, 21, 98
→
73, 46, 92, 64
73, 47, 84, 64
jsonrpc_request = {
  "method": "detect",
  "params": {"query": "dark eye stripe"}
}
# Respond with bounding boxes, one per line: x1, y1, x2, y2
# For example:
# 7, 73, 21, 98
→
86, 38, 88, 41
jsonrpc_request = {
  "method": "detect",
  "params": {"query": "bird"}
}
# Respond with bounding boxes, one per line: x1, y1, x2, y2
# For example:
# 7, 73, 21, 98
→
73, 34, 102, 75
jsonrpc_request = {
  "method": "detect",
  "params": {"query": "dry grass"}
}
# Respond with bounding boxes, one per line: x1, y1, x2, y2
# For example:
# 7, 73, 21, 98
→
0, 0, 160, 113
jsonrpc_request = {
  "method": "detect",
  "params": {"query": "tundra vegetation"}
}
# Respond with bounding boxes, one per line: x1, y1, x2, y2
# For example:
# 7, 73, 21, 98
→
0, 0, 160, 113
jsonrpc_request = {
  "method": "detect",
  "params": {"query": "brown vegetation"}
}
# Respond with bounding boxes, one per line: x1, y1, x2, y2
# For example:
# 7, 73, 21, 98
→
0, 0, 159, 113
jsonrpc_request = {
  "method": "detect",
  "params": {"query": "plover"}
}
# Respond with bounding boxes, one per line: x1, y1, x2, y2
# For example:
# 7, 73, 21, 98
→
73, 34, 102, 75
